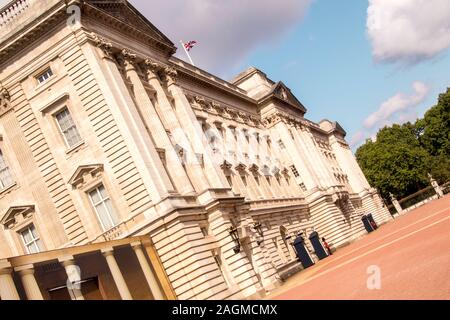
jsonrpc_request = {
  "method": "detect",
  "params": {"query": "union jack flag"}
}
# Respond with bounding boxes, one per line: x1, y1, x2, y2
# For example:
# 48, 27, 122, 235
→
184, 40, 197, 52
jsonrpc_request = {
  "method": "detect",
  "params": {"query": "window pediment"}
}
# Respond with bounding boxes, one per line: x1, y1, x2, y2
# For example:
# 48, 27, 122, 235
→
1, 205, 35, 230
69, 164, 104, 189
235, 163, 247, 172
220, 160, 232, 171
249, 164, 259, 175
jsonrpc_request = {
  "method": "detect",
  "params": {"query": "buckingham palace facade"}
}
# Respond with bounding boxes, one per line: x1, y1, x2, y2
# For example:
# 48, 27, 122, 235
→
0, 0, 392, 300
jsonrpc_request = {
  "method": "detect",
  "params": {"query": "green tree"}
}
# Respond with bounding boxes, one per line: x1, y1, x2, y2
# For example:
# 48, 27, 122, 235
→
416, 88, 450, 157
356, 88, 450, 199
356, 124, 431, 199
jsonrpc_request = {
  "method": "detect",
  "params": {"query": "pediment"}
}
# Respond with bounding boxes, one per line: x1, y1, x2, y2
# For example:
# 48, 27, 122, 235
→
68, 164, 104, 188
86, 0, 175, 53
259, 82, 307, 114
235, 163, 247, 172
261, 165, 271, 176
1, 205, 35, 229
249, 164, 259, 174
221, 160, 233, 170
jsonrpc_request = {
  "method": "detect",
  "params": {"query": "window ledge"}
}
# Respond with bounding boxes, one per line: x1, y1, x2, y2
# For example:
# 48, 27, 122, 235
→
65, 141, 86, 156
0, 182, 17, 197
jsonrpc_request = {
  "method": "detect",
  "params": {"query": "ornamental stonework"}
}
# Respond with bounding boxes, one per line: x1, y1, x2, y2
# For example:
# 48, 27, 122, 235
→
0, 83, 12, 117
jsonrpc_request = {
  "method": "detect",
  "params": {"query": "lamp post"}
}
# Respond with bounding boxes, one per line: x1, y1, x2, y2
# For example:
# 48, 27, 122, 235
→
253, 222, 263, 237
229, 226, 241, 253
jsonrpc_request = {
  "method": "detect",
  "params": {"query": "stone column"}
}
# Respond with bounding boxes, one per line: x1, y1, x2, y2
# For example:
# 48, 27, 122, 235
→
131, 242, 165, 300
123, 56, 195, 195
88, 36, 173, 202
163, 67, 229, 190
102, 248, 132, 300
15, 265, 43, 300
143, 59, 210, 192
0, 260, 20, 300
58, 256, 84, 300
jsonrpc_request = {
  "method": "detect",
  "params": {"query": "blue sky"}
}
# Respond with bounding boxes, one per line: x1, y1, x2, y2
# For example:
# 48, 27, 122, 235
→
230, 0, 450, 150
2, 0, 449, 150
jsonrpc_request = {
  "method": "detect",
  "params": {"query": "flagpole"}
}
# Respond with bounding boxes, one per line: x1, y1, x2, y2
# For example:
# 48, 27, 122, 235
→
180, 40, 195, 66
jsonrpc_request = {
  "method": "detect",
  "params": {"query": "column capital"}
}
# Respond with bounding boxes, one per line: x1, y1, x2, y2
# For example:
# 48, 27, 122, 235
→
91, 32, 115, 60
14, 264, 35, 276
0, 259, 13, 275
118, 48, 138, 70
143, 58, 163, 76
162, 66, 178, 86
101, 247, 115, 257
131, 241, 143, 250
58, 255, 76, 268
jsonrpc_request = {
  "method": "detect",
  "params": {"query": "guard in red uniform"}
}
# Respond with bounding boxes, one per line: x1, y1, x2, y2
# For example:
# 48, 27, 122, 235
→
322, 237, 333, 256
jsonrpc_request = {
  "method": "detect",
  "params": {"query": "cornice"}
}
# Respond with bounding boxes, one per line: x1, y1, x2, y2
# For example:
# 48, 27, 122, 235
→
0, 0, 176, 68
0, 2, 68, 67
187, 93, 262, 128
82, 2, 175, 57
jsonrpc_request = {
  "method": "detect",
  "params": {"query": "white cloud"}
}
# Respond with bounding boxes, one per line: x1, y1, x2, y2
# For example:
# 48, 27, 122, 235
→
350, 130, 366, 147
363, 81, 429, 129
351, 81, 430, 148
130, 0, 311, 77
367, 0, 450, 64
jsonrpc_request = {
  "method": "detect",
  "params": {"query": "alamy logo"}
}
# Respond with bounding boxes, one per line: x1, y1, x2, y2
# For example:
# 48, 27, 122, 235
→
67, 5, 81, 28
66, 264, 82, 291
366, 265, 381, 290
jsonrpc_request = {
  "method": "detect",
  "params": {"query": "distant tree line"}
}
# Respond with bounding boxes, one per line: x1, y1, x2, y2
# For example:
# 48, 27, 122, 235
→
356, 88, 450, 200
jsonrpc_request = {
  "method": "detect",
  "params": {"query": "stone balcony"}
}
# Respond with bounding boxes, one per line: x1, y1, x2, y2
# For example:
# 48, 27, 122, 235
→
0, 0, 61, 43
0, 0, 29, 26
249, 197, 306, 212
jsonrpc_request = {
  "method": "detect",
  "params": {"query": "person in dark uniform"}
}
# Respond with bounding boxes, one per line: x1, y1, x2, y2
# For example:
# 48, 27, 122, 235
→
322, 237, 333, 256
370, 220, 378, 230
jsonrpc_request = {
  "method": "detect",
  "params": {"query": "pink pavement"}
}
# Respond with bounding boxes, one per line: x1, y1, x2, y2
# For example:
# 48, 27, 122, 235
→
270, 195, 450, 300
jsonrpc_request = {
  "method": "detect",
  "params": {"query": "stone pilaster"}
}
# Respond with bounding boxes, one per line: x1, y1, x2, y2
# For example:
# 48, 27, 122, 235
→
0, 260, 20, 300
15, 265, 43, 300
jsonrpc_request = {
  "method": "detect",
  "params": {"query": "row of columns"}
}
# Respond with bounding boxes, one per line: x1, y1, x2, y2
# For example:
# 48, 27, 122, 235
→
0, 242, 164, 300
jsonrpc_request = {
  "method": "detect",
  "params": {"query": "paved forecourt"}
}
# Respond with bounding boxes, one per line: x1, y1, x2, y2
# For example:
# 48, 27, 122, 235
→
269, 195, 450, 300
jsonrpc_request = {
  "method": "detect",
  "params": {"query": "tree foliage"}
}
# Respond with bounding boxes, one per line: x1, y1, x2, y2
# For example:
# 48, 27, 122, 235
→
356, 88, 450, 199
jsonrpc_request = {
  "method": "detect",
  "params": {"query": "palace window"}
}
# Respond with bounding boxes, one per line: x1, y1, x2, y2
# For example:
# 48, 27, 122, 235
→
55, 107, 82, 148
255, 132, 260, 144
88, 184, 119, 232
290, 165, 300, 178
36, 68, 54, 84
226, 175, 233, 187
20, 224, 43, 254
278, 140, 286, 150
0, 150, 14, 190
200, 227, 209, 237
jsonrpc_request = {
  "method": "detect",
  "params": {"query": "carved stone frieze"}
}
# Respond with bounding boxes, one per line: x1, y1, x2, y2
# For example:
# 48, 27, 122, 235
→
0, 82, 12, 117
91, 33, 114, 59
